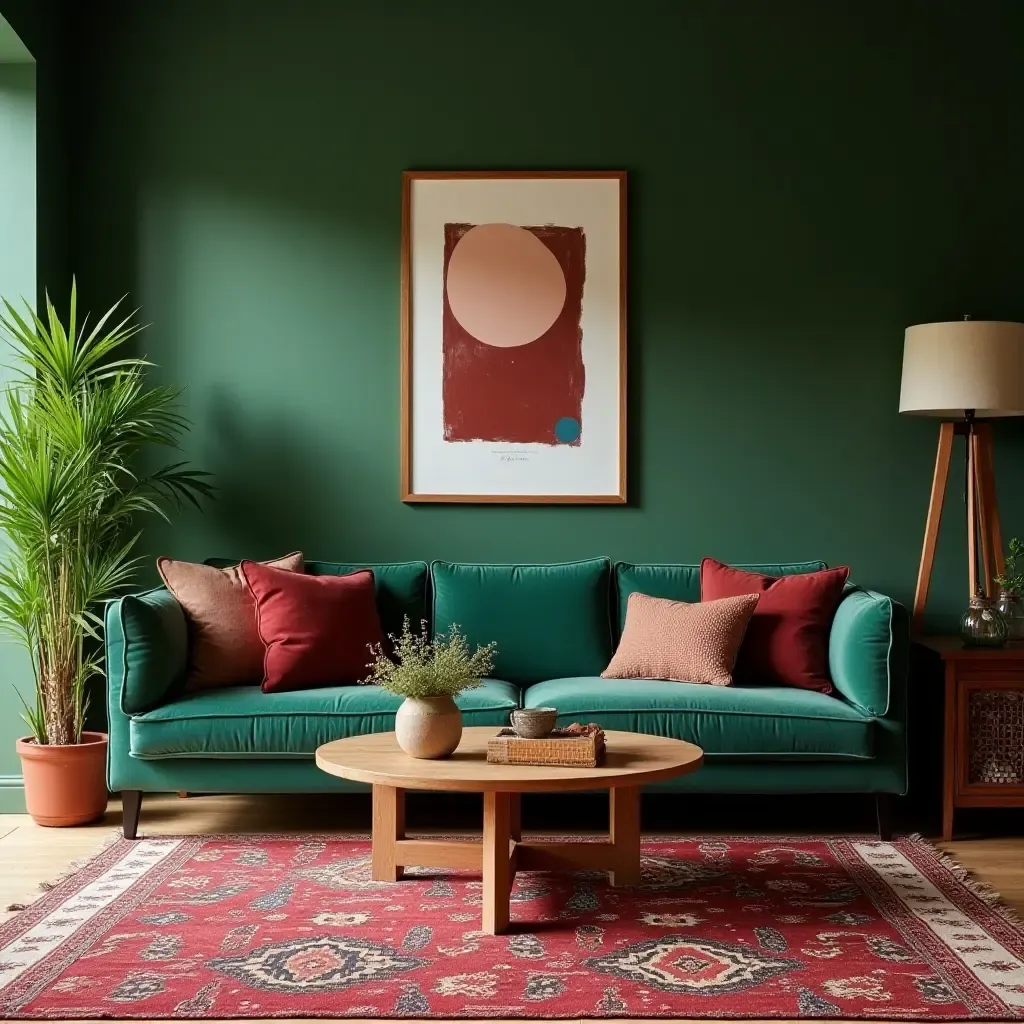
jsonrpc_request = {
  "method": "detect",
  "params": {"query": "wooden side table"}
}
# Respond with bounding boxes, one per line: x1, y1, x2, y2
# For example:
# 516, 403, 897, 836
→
926, 638, 1024, 840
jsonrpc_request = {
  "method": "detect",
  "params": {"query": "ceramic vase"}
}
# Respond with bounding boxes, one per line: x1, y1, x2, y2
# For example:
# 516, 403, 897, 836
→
16, 731, 109, 826
395, 696, 463, 758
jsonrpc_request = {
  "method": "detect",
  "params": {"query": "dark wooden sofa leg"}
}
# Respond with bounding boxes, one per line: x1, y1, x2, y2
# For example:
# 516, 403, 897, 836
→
122, 790, 142, 840
875, 794, 894, 841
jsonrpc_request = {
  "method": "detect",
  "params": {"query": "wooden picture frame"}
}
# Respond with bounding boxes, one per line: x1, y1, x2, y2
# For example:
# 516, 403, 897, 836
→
400, 170, 627, 504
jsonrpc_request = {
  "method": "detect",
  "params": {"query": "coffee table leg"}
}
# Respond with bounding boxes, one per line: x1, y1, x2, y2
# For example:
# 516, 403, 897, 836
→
371, 784, 405, 881
609, 786, 641, 887
482, 791, 513, 934
509, 792, 522, 841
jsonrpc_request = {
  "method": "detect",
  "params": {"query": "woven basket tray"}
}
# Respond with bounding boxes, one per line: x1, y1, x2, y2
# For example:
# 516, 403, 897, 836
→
486, 726, 606, 767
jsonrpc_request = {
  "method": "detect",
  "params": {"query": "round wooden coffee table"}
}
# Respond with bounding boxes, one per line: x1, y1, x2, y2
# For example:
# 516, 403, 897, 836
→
315, 727, 702, 934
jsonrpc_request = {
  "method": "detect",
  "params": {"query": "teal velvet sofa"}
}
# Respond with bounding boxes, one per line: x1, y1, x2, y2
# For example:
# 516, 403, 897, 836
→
105, 557, 909, 839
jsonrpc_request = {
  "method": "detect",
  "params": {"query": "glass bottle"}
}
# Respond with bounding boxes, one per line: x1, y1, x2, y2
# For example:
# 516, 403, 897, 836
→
960, 590, 1008, 648
995, 589, 1024, 641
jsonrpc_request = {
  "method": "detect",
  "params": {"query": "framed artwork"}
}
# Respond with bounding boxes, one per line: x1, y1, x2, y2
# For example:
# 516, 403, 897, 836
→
401, 170, 627, 503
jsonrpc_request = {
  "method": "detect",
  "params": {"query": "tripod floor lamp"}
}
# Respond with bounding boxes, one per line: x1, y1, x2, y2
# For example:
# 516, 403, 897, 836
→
900, 319, 1024, 630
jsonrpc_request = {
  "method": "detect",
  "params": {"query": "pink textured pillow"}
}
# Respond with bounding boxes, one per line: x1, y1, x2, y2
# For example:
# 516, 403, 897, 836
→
602, 591, 760, 686
157, 552, 305, 690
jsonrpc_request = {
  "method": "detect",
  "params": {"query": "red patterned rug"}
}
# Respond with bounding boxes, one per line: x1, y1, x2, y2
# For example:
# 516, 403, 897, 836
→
1, 834, 1023, 1019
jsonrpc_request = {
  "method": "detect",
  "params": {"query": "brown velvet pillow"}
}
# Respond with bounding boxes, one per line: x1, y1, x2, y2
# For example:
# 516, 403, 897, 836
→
602, 591, 760, 686
157, 552, 304, 690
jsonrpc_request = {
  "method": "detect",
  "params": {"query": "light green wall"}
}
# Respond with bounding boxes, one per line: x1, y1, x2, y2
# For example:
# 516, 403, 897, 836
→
0, 59, 35, 808
0, 0, 71, 811
0, 13, 30, 62
0, 64, 35, 298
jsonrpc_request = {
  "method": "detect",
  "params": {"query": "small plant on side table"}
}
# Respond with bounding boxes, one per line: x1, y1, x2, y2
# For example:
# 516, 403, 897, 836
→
995, 537, 1024, 640
364, 618, 496, 759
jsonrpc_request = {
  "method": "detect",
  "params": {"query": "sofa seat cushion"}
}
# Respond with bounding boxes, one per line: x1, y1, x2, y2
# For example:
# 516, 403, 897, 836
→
129, 679, 519, 759
522, 677, 874, 759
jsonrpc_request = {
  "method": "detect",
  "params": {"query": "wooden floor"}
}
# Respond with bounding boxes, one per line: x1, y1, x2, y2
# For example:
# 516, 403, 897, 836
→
1, 793, 1022, 1024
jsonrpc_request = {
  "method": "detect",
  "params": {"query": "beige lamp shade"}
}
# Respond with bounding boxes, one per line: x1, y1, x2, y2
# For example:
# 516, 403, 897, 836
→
899, 320, 1024, 418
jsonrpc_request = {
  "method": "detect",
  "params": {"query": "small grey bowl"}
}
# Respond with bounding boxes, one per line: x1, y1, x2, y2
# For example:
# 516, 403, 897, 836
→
510, 707, 558, 739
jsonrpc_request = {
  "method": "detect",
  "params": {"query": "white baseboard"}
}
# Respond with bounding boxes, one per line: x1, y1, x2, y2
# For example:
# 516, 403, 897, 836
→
0, 774, 25, 813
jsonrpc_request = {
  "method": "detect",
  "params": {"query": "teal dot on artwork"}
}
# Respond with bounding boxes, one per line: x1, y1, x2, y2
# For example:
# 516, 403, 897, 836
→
554, 416, 581, 443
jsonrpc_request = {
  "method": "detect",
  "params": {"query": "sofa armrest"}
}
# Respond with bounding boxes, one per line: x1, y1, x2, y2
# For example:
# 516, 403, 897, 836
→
828, 586, 909, 717
105, 588, 188, 715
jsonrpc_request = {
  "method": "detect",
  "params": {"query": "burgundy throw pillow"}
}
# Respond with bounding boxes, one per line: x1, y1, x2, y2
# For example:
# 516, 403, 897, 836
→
240, 561, 385, 693
699, 558, 850, 693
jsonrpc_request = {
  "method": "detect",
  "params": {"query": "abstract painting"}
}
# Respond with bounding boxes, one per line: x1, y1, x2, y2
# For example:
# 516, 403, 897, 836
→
402, 171, 626, 502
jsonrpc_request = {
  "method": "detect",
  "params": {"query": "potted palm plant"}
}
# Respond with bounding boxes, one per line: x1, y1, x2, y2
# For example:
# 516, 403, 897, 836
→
0, 284, 210, 825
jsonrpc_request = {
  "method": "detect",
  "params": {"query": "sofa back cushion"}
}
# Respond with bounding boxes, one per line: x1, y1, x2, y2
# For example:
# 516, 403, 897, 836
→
206, 559, 428, 642
614, 561, 826, 636
431, 559, 612, 684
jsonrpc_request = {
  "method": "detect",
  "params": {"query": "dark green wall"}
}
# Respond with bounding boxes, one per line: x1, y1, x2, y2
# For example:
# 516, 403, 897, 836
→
70, 0, 1024, 630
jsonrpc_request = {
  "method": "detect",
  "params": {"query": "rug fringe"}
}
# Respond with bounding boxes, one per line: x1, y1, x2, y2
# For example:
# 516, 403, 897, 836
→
904, 831, 1024, 928
3, 828, 121, 916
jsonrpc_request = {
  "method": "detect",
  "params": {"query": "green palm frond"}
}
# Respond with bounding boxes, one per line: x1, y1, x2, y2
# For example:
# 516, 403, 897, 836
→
0, 281, 211, 744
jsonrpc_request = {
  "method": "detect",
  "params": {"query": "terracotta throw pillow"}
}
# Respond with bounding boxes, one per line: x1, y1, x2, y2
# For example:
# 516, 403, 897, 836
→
157, 552, 304, 690
240, 561, 385, 693
602, 591, 760, 686
699, 557, 850, 692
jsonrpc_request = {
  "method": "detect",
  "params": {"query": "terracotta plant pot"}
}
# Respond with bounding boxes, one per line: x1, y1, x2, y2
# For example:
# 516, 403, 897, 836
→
16, 731, 109, 827
394, 696, 463, 758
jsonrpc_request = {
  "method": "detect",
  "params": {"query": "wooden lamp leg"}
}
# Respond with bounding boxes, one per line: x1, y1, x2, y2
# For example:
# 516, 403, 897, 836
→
974, 423, 1005, 587
967, 423, 979, 597
914, 422, 955, 629
972, 430, 992, 597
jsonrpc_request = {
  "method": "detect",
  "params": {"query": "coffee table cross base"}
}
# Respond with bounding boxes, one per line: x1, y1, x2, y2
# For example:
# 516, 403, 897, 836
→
370, 784, 641, 934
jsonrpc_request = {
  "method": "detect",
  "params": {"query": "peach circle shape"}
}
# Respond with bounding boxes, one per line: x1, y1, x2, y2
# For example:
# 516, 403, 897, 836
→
446, 223, 567, 347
